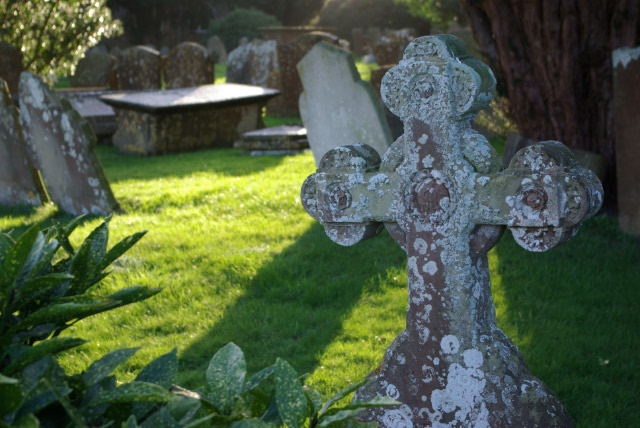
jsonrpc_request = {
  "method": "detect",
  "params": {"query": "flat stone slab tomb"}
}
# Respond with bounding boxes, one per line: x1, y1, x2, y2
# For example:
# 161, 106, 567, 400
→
100, 83, 280, 155
234, 124, 309, 156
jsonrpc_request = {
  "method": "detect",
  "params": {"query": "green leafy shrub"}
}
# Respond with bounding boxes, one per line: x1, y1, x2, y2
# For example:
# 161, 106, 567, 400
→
0, 219, 398, 427
205, 8, 280, 53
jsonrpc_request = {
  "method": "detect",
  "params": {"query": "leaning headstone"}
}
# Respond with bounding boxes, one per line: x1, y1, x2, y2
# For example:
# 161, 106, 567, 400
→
0, 42, 24, 94
298, 42, 392, 166
57, 89, 118, 144
207, 35, 227, 63
71, 52, 118, 88
116, 46, 162, 90
0, 78, 47, 206
164, 42, 214, 89
19, 72, 118, 215
613, 45, 640, 235
277, 33, 341, 117
234, 124, 308, 156
301, 35, 603, 427
226, 39, 279, 88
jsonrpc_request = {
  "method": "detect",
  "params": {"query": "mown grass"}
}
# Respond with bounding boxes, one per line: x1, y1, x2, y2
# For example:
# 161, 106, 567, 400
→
1, 145, 638, 427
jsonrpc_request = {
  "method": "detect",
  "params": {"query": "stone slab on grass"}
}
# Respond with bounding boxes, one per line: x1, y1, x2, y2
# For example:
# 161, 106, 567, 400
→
234, 124, 309, 154
19, 72, 118, 215
298, 42, 392, 166
100, 84, 280, 155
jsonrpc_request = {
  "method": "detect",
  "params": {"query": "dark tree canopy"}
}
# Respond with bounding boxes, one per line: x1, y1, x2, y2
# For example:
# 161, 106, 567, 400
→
460, 0, 639, 200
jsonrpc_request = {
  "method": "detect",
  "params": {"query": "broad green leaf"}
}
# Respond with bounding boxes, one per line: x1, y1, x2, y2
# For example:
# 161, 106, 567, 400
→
274, 358, 308, 428
140, 407, 179, 428
241, 365, 274, 394
322, 397, 401, 418
230, 418, 273, 428
0, 373, 19, 384
165, 395, 200, 425
122, 415, 140, 428
0, 232, 12, 262
109, 286, 164, 306
317, 409, 369, 427
14, 273, 73, 310
0, 382, 22, 416
183, 414, 216, 428
19, 297, 119, 329
83, 347, 140, 386
43, 377, 89, 428
12, 414, 39, 428
319, 378, 371, 417
90, 381, 174, 405
5, 337, 88, 375
304, 385, 323, 416
205, 342, 247, 413
99, 230, 148, 272
1, 225, 39, 301
68, 220, 109, 294
133, 348, 178, 419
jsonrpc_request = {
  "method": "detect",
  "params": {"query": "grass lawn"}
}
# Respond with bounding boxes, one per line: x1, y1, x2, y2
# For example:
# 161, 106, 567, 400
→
0, 145, 638, 427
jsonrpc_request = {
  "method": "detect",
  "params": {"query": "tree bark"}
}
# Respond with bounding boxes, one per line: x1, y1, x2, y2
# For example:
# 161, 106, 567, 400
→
460, 0, 639, 202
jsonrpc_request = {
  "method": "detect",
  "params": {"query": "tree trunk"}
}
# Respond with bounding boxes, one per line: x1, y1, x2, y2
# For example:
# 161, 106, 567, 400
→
459, 0, 639, 203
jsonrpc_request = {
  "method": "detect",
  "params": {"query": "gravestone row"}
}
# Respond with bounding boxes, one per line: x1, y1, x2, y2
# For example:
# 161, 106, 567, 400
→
301, 35, 603, 428
0, 73, 118, 216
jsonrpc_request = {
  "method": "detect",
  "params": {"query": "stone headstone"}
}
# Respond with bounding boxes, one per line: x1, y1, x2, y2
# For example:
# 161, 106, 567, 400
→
0, 42, 24, 94
503, 133, 607, 181
613, 45, 640, 235
19, 72, 118, 215
207, 35, 227, 63
71, 52, 118, 88
371, 29, 414, 66
234, 124, 308, 156
164, 42, 214, 89
0, 78, 47, 206
298, 42, 392, 166
301, 35, 603, 427
277, 33, 341, 117
116, 46, 162, 90
226, 40, 279, 88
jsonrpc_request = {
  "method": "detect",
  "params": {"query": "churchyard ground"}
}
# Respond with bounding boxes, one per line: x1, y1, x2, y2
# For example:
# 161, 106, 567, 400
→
0, 143, 637, 427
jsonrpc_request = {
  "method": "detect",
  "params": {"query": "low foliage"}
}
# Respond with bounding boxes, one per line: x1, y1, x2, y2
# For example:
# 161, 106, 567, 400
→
205, 8, 280, 53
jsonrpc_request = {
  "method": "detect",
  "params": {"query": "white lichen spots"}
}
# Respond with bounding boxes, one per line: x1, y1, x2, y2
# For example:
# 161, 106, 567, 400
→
430, 362, 488, 427
385, 383, 400, 400
433, 357, 440, 366
423, 260, 438, 275
440, 335, 460, 354
397, 353, 406, 365
88, 177, 100, 187
42, 111, 50, 122
462, 349, 483, 369
505, 195, 515, 207
422, 395, 427, 402
380, 406, 413, 428
543, 174, 552, 185
418, 134, 429, 144
413, 237, 428, 255
477, 176, 489, 187
419, 327, 430, 344
422, 154, 434, 168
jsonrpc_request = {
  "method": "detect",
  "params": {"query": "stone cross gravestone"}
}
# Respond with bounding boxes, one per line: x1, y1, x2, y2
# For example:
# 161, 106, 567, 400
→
164, 42, 214, 89
301, 36, 603, 427
19, 72, 119, 216
0, 78, 48, 206
298, 42, 392, 166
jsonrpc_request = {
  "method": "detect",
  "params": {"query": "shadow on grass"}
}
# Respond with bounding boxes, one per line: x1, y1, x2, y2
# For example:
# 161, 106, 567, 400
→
96, 145, 288, 183
178, 222, 406, 387
492, 216, 640, 427
0, 203, 101, 236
